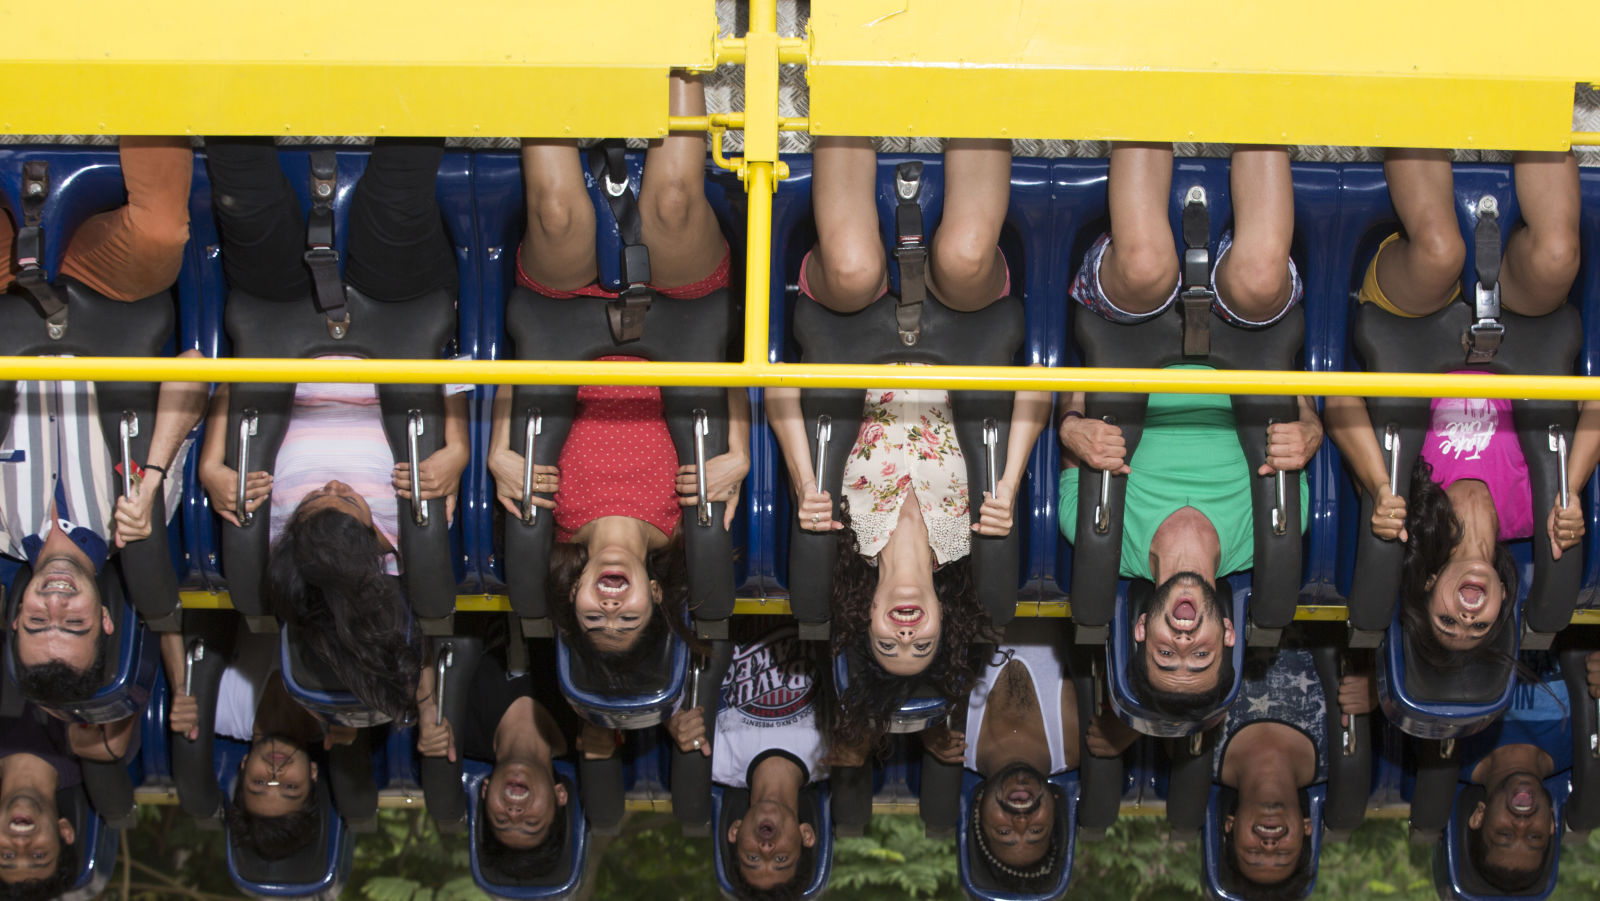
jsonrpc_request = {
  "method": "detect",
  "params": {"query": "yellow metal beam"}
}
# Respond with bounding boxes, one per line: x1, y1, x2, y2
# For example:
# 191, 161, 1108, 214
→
20, 357, 1600, 401
807, 0, 1593, 150
0, 1, 718, 138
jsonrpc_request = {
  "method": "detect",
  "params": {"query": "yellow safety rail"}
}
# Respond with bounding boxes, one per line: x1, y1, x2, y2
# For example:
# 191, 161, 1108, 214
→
0, 1, 1596, 402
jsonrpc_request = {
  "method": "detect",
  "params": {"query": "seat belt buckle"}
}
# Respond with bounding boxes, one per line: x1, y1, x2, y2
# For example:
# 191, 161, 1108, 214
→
892, 225, 928, 347
302, 246, 349, 338
15, 225, 43, 272
1463, 313, 1504, 364
608, 288, 652, 344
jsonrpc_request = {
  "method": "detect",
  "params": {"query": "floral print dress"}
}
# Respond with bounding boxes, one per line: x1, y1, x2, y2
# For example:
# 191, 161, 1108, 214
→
841, 383, 972, 565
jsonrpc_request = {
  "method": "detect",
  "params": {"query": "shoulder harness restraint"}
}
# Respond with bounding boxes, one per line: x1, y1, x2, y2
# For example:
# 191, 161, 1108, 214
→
893, 162, 927, 346
303, 150, 349, 339
589, 142, 651, 344
15, 161, 68, 339
1179, 186, 1212, 358
1463, 195, 1503, 364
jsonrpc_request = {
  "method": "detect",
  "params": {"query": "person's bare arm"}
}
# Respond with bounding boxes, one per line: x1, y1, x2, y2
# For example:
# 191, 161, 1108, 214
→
1057, 390, 1128, 475
1257, 395, 1324, 475
113, 349, 210, 546
160, 632, 200, 740
767, 387, 842, 533
197, 383, 272, 527
675, 388, 752, 530
973, 380, 1050, 537
486, 385, 559, 515
1325, 394, 1408, 542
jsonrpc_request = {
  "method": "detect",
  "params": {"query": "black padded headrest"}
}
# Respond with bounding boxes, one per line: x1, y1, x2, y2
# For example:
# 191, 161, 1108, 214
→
505, 284, 732, 364
225, 285, 455, 361
1353, 302, 1581, 377
0, 279, 173, 359
1401, 622, 1516, 704
1073, 301, 1304, 371
228, 775, 335, 888
794, 292, 1023, 367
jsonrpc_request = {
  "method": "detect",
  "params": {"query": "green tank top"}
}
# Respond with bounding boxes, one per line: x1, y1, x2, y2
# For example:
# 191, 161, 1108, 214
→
1057, 365, 1309, 581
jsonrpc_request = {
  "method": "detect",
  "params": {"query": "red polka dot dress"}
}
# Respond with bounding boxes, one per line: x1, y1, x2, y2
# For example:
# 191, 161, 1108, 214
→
552, 355, 681, 542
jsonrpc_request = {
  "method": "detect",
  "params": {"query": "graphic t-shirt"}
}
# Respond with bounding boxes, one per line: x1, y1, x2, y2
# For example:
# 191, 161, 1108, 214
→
1459, 672, 1572, 782
713, 619, 828, 788
1418, 376, 1533, 543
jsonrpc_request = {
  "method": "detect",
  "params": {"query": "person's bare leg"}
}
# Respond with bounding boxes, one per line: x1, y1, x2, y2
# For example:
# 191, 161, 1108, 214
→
1215, 145, 1295, 321
638, 72, 726, 289
1100, 142, 1178, 314
518, 140, 597, 292
1375, 149, 1464, 315
805, 136, 886, 313
59, 136, 193, 301
928, 138, 1011, 311
1500, 151, 1580, 317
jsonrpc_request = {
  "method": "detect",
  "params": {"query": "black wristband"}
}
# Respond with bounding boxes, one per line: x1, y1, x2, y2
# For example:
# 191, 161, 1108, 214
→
1061, 410, 1084, 420
143, 463, 167, 478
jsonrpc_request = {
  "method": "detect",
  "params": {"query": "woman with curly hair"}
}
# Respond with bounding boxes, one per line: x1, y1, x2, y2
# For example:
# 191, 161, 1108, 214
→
1328, 394, 1597, 669
766, 137, 1049, 751
487, 73, 746, 693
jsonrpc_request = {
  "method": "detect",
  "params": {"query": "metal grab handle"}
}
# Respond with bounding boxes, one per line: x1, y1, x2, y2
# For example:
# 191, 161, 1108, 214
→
812, 414, 833, 494
118, 411, 139, 500
1093, 415, 1115, 535
982, 418, 999, 499
1439, 738, 1455, 759
1591, 698, 1599, 760
1550, 426, 1570, 510
1383, 424, 1400, 499
1091, 657, 1105, 718
237, 410, 259, 526
183, 638, 205, 697
693, 409, 712, 527
1188, 733, 1203, 756
1268, 419, 1288, 536
407, 411, 429, 527
434, 643, 454, 727
520, 410, 543, 525
684, 653, 706, 711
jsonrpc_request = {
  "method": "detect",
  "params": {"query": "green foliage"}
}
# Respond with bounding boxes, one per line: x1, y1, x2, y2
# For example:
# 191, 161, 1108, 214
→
1069, 818, 1204, 901
830, 816, 961, 899
589, 813, 717, 900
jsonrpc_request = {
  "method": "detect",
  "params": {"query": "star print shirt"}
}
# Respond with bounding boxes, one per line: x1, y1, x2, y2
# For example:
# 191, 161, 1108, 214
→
1417, 376, 1533, 543
1212, 647, 1328, 784
841, 379, 971, 565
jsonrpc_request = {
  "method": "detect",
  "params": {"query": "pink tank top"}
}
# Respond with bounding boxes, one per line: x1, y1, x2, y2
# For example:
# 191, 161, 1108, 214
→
1417, 375, 1533, 542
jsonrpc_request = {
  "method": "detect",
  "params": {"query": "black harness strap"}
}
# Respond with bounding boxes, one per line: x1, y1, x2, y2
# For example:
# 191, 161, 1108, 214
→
892, 162, 927, 346
1463, 194, 1503, 364
1179, 186, 1212, 358
302, 150, 349, 339
14, 161, 68, 339
589, 142, 651, 344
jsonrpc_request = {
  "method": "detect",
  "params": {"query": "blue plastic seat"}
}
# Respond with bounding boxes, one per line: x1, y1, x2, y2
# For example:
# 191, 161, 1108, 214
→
712, 781, 833, 899
215, 738, 355, 900
555, 628, 689, 731
1201, 785, 1327, 900
1435, 776, 1568, 900
465, 758, 588, 900
956, 768, 1077, 901
1107, 577, 1249, 737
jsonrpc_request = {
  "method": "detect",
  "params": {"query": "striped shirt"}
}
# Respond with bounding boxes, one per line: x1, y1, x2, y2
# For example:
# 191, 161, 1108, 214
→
269, 373, 401, 575
0, 378, 185, 561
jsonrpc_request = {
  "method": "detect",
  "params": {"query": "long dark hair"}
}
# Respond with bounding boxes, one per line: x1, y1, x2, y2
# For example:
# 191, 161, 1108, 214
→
1399, 459, 1519, 672
547, 532, 703, 693
268, 507, 423, 723
829, 500, 991, 753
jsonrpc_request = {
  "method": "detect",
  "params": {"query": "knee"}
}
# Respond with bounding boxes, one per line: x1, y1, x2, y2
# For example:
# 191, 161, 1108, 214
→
1406, 222, 1467, 286
1523, 225, 1581, 290
931, 224, 1000, 289
1105, 238, 1179, 310
1219, 245, 1292, 319
639, 177, 707, 237
810, 237, 886, 310
525, 186, 592, 247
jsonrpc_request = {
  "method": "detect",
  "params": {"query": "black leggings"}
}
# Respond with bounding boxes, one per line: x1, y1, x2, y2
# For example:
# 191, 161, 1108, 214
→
204, 137, 457, 303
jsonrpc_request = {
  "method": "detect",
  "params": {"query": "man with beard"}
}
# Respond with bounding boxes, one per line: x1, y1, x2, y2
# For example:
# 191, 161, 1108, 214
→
0, 701, 80, 900
415, 642, 580, 883
1057, 389, 1320, 718
667, 617, 826, 900
1453, 652, 1600, 893
160, 630, 352, 861
920, 621, 1084, 895
1211, 646, 1373, 898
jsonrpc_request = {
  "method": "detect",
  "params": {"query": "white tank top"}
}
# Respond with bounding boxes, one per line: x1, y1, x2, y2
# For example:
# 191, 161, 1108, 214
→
963, 641, 1072, 776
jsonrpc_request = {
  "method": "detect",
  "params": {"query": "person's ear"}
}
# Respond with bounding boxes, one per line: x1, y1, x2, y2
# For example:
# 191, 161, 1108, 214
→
101, 604, 114, 636
480, 780, 489, 800
1222, 617, 1236, 648
1469, 802, 1486, 830
554, 783, 569, 808
58, 818, 75, 847
1134, 614, 1147, 643
1425, 574, 1438, 592
309, 761, 319, 783
651, 580, 663, 606
1302, 817, 1312, 837
800, 823, 816, 848
1224, 814, 1235, 835
727, 818, 742, 845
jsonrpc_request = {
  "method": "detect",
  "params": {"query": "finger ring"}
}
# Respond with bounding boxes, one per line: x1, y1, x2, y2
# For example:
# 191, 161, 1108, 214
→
693, 738, 701, 749
811, 513, 820, 524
